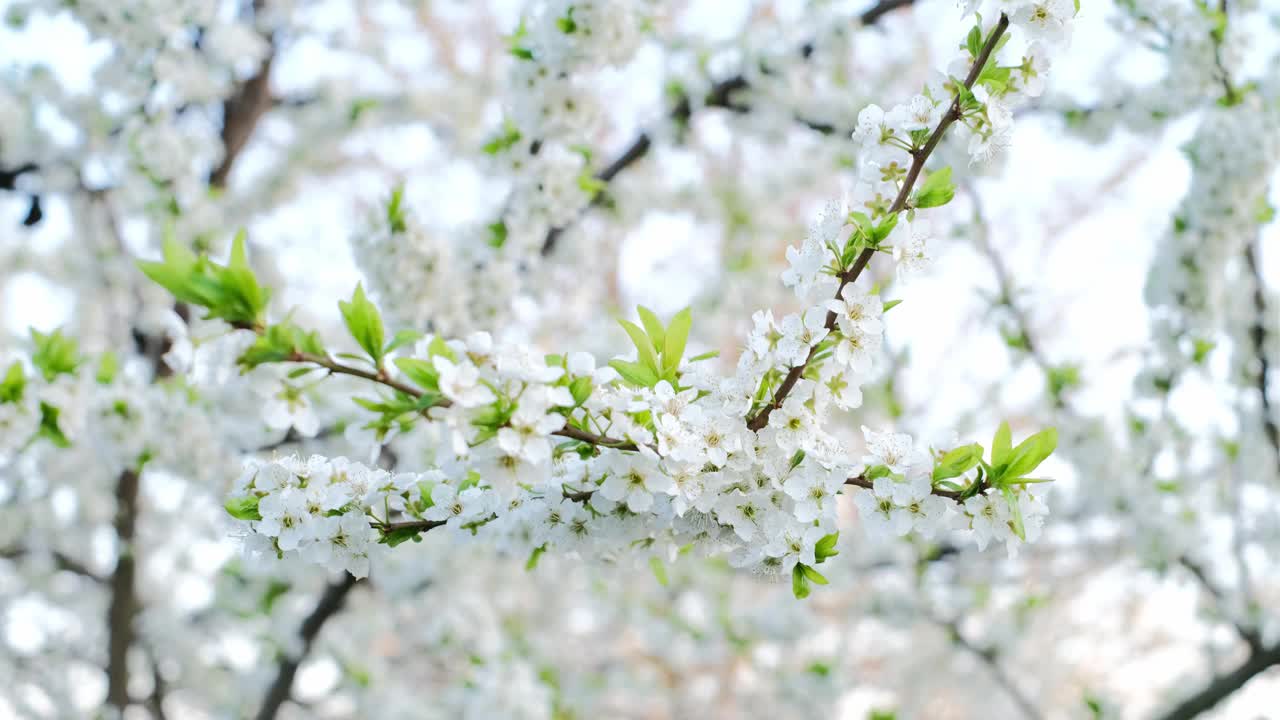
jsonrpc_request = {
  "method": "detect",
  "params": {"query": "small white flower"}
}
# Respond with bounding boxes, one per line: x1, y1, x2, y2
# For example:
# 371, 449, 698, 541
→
497, 397, 566, 465
861, 426, 924, 475
434, 356, 496, 408
599, 454, 672, 513
261, 384, 319, 437
826, 286, 884, 337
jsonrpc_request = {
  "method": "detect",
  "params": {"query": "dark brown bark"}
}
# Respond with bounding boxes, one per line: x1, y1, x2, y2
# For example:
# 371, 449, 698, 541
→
106, 469, 141, 711
210, 54, 276, 189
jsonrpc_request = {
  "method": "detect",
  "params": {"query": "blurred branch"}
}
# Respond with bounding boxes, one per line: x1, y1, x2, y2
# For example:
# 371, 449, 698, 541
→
1243, 242, 1279, 468
0, 546, 104, 583
936, 616, 1044, 720
142, 644, 170, 720
539, 0, 917, 256
210, 52, 276, 189
1177, 556, 1262, 653
254, 574, 362, 720
1154, 641, 1280, 720
106, 468, 141, 712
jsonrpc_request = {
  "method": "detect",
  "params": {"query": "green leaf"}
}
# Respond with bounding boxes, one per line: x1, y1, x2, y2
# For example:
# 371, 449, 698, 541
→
1046, 364, 1080, 401
663, 307, 692, 377
224, 495, 262, 521
992, 421, 1012, 467
220, 231, 272, 324
526, 544, 546, 570
568, 376, 593, 406
618, 319, 659, 372
865, 464, 892, 480
37, 402, 70, 448
687, 350, 719, 363
636, 306, 666, 350
649, 556, 669, 586
138, 230, 271, 327
30, 328, 81, 381
348, 97, 378, 124
792, 564, 811, 599
913, 166, 955, 209
386, 186, 407, 233
800, 564, 829, 585
1000, 428, 1058, 481
95, 351, 119, 384
965, 24, 983, 57
976, 64, 1012, 94
933, 443, 984, 482
394, 357, 440, 392
882, 299, 903, 312
608, 359, 659, 388
814, 532, 840, 562
237, 322, 325, 369
339, 283, 386, 365
380, 526, 423, 547
425, 335, 457, 363
870, 213, 899, 244
0, 361, 24, 403
1191, 339, 1215, 365
555, 5, 577, 33
1005, 476, 1054, 485
258, 580, 291, 614
482, 122, 523, 155
486, 219, 508, 248
385, 329, 424, 355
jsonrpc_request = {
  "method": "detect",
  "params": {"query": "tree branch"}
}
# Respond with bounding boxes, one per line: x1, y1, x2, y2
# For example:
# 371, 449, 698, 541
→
210, 53, 276, 189
937, 617, 1044, 720
1243, 242, 1279, 469
106, 469, 141, 712
254, 574, 361, 720
1153, 642, 1280, 720
1178, 556, 1262, 653
747, 14, 1011, 432
284, 351, 638, 451
844, 473, 978, 502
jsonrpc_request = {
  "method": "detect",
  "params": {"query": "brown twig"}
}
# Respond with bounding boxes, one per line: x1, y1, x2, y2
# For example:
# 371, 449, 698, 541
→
747, 14, 1011, 432
844, 473, 978, 502
284, 352, 637, 451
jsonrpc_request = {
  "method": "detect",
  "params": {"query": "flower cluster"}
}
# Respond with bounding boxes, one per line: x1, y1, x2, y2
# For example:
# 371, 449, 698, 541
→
351, 202, 521, 338
1144, 95, 1280, 332
171, 2, 1079, 593
480, 1, 648, 252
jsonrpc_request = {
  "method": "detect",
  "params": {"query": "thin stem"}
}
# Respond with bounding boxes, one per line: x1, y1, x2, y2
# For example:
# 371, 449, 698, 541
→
748, 14, 1011, 432
844, 473, 978, 502
285, 352, 637, 451
291, 351, 423, 397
